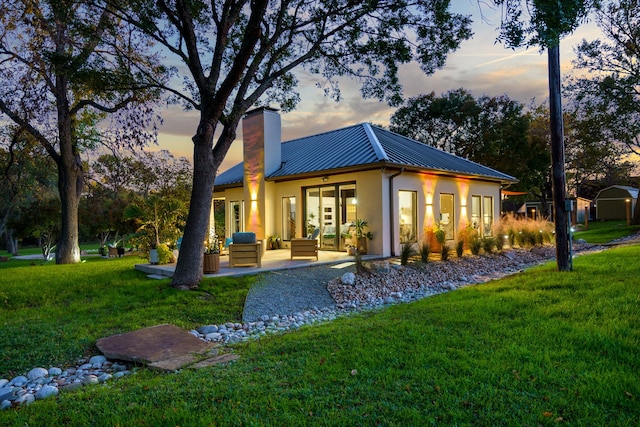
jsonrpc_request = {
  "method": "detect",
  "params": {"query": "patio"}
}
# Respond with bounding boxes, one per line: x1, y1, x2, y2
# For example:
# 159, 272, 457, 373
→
135, 249, 379, 279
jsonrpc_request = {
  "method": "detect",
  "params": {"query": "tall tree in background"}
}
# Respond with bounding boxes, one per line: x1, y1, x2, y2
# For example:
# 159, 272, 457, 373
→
390, 90, 549, 201
494, 0, 599, 271
114, 0, 473, 288
572, 0, 640, 222
0, 126, 56, 254
390, 89, 480, 156
0, 0, 166, 264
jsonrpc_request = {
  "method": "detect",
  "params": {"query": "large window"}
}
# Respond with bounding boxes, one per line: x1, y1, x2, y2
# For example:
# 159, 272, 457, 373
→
399, 191, 417, 243
483, 196, 493, 236
440, 193, 455, 240
230, 201, 243, 234
471, 195, 481, 233
282, 197, 296, 240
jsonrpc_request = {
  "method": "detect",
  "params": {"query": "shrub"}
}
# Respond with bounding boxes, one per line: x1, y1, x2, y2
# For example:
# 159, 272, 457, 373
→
495, 234, 504, 251
470, 235, 482, 255
524, 230, 537, 247
419, 242, 430, 263
441, 243, 450, 261
457, 225, 475, 250
535, 229, 544, 246
496, 213, 555, 249
456, 240, 464, 257
156, 243, 172, 265
482, 237, 494, 254
400, 242, 417, 266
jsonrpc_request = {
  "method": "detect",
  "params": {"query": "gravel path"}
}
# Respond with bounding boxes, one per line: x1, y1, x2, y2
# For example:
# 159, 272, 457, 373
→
242, 263, 355, 322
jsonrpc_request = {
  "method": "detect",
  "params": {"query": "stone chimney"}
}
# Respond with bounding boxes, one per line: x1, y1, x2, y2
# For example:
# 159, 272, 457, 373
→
242, 107, 281, 240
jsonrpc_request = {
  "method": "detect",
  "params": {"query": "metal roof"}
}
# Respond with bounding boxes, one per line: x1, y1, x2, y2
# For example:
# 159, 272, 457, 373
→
595, 185, 640, 199
215, 123, 517, 187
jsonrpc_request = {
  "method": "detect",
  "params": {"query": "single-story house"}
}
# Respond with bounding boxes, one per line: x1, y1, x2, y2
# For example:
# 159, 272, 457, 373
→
595, 185, 638, 220
213, 107, 517, 257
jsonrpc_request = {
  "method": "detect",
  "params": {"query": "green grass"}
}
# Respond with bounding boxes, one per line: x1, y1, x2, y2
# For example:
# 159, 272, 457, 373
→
573, 220, 640, 244
1, 242, 639, 425
0, 256, 255, 377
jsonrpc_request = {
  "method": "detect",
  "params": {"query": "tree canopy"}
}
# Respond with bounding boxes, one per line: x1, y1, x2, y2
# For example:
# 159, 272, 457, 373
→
0, 0, 167, 263
572, 0, 640, 221
110, 0, 474, 288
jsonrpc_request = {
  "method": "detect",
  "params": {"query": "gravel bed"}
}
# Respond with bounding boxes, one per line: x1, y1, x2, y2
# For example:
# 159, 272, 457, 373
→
242, 264, 355, 322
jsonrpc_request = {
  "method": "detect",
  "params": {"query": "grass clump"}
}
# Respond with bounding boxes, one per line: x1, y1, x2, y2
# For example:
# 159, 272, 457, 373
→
440, 243, 450, 261
400, 242, 417, 266
482, 236, 494, 254
497, 214, 555, 248
419, 241, 430, 263
455, 240, 464, 257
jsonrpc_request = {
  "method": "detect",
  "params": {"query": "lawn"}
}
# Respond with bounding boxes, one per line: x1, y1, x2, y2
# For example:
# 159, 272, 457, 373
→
573, 220, 640, 244
1, 244, 639, 425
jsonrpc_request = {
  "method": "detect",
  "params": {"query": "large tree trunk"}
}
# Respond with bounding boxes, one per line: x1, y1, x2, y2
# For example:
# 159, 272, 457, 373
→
548, 44, 571, 271
54, 95, 82, 264
171, 115, 240, 289
171, 120, 217, 289
6, 229, 18, 256
55, 160, 82, 264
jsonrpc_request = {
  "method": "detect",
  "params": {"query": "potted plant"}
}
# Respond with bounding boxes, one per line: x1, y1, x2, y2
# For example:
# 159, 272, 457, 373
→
203, 230, 220, 274
124, 195, 185, 264
352, 219, 374, 255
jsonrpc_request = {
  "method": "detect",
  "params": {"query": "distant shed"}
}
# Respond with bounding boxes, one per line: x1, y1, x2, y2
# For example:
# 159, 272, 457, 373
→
595, 186, 638, 220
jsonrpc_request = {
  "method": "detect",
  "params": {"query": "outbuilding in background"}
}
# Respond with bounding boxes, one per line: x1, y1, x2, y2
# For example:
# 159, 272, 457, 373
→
595, 186, 639, 221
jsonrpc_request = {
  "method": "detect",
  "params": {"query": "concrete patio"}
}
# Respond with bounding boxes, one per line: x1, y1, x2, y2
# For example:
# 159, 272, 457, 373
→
135, 249, 379, 279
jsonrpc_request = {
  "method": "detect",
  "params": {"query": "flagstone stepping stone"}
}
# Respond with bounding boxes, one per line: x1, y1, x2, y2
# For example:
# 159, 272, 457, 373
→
96, 324, 215, 371
188, 353, 240, 369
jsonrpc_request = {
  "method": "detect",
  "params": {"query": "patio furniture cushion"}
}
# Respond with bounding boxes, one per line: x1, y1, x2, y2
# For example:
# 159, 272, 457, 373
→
307, 228, 320, 240
233, 232, 256, 244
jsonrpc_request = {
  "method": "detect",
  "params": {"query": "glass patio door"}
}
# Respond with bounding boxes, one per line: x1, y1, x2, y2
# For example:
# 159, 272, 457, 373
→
304, 183, 356, 251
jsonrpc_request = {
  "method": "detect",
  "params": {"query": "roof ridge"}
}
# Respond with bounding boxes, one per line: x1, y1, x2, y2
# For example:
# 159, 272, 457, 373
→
362, 123, 388, 161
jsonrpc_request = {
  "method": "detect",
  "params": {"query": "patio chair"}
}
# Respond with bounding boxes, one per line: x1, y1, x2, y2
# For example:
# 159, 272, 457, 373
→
290, 228, 320, 260
229, 232, 262, 268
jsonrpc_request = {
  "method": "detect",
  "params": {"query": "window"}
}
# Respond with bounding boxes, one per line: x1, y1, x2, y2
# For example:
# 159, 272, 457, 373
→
471, 195, 481, 233
399, 191, 417, 243
230, 201, 243, 234
440, 193, 455, 240
483, 196, 493, 236
282, 197, 296, 240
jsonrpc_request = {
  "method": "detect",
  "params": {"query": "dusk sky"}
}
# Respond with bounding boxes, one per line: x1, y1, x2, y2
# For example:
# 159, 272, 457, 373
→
154, 2, 604, 173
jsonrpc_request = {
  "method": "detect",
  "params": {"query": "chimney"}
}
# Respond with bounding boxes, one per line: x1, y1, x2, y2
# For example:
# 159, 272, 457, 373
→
242, 107, 281, 240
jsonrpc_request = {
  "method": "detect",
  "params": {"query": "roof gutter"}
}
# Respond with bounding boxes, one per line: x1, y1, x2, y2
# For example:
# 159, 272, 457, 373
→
388, 168, 404, 257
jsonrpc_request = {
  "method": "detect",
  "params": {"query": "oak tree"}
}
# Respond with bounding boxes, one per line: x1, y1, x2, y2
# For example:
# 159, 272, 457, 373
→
114, 0, 474, 288
0, 0, 166, 263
